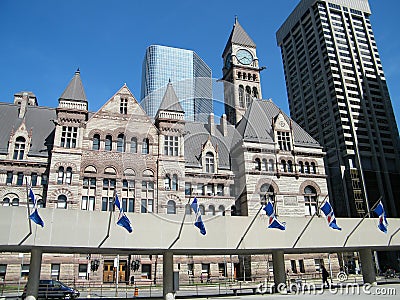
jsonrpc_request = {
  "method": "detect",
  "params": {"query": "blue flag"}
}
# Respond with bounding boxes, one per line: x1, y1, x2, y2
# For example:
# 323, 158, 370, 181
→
114, 193, 132, 233
320, 200, 341, 230
190, 197, 206, 235
28, 187, 44, 227
263, 199, 285, 230
373, 201, 388, 233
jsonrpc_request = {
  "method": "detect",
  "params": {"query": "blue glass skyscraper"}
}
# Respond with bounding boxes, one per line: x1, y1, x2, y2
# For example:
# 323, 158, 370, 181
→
141, 45, 213, 122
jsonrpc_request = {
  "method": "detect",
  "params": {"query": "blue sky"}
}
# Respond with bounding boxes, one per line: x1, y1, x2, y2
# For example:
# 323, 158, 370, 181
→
0, 0, 399, 124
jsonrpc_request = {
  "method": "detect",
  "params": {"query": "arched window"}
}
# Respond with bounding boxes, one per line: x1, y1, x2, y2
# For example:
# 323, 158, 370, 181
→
255, 158, 261, 171
253, 74, 257, 81
304, 186, 317, 216
218, 205, 226, 216
280, 160, 287, 172
65, 167, 72, 184
2, 198, 10, 206
57, 195, 67, 209
199, 204, 205, 215
13, 136, 26, 160
260, 184, 275, 205
268, 159, 275, 171
92, 134, 100, 150
105, 135, 112, 151
130, 137, 137, 153
299, 161, 304, 173
167, 200, 176, 214
57, 167, 64, 184
117, 134, 125, 152
238, 85, 244, 108
185, 204, 192, 215
287, 160, 293, 172
237, 72, 241, 79
172, 174, 178, 191
311, 162, 317, 174
305, 162, 310, 174
252, 87, 259, 99
207, 205, 215, 216
245, 86, 251, 107
12, 198, 19, 206
142, 138, 149, 154
205, 152, 215, 173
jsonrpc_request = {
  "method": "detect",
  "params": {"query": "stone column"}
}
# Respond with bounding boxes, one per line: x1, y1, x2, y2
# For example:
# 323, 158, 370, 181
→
163, 251, 174, 300
25, 248, 43, 300
272, 250, 287, 293
359, 248, 377, 285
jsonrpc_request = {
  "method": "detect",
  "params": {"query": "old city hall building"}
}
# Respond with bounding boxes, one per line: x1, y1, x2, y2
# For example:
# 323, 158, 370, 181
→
0, 19, 335, 284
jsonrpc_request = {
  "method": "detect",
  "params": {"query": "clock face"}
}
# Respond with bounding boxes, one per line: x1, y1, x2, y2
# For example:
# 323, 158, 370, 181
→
236, 49, 253, 65
225, 53, 231, 69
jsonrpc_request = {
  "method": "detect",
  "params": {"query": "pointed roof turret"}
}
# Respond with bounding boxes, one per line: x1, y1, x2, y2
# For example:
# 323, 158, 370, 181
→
223, 17, 256, 55
158, 81, 184, 113
59, 68, 87, 102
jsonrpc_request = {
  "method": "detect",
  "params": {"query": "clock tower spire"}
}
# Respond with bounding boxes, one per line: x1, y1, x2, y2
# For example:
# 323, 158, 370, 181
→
222, 17, 262, 125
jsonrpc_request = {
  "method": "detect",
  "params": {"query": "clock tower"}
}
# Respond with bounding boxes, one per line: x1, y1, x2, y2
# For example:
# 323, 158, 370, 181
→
222, 17, 262, 125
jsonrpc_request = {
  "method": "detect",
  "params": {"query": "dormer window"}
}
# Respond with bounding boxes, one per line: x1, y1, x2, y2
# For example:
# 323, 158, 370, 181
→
120, 98, 128, 114
277, 131, 291, 151
13, 136, 26, 160
205, 152, 215, 173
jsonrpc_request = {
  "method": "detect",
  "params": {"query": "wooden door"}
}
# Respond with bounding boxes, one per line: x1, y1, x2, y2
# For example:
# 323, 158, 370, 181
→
103, 261, 114, 283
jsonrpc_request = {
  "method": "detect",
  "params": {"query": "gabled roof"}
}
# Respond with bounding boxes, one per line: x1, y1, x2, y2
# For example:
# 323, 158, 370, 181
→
236, 99, 321, 147
223, 17, 256, 55
0, 103, 56, 157
59, 69, 87, 102
157, 82, 184, 113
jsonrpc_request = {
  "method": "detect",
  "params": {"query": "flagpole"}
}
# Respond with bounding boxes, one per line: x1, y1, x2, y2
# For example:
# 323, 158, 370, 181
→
388, 227, 400, 246
168, 197, 191, 249
18, 179, 32, 246
343, 196, 382, 247
98, 192, 115, 248
236, 205, 263, 249
292, 195, 327, 248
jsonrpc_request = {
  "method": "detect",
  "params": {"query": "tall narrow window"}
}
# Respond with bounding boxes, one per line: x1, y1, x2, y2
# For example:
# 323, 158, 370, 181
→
217, 184, 224, 196
207, 205, 215, 216
117, 134, 125, 152
142, 138, 149, 154
172, 174, 178, 191
57, 195, 67, 209
185, 204, 192, 215
61, 126, 77, 148
122, 179, 135, 213
92, 134, 100, 150
311, 162, 317, 174
164, 174, 171, 190
57, 167, 64, 184
82, 177, 96, 211
6, 171, 13, 184
17, 172, 24, 186
260, 184, 275, 206
287, 160, 293, 172
304, 186, 317, 216
299, 161, 304, 173
65, 167, 72, 184
238, 85, 244, 108
31, 173, 38, 186
13, 136, 26, 160
205, 152, 215, 173
305, 162, 310, 174
167, 200, 176, 214
280, 160, 287, 172
199, 204, 205, 215
277, 131, 291, 151
218, 205, 226, 216
101, 179, 115, 211
130, 137, 137, 153
120, 97, 128, 114
141, 181, 154, 213
255, 158, 261, 171
252, 87, 259, 99
268, 159, 275, 171
245, 86, 251, 107
105, 135, 112, 151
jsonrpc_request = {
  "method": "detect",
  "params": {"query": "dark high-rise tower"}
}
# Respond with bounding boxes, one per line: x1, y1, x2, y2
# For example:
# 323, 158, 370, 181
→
277, 0, 400, 218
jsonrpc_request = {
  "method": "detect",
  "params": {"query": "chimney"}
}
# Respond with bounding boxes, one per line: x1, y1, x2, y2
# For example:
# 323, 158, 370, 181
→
220, 114, 228, 136
18, 92, 29, 119
208, 113, 215, 135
